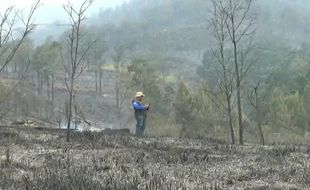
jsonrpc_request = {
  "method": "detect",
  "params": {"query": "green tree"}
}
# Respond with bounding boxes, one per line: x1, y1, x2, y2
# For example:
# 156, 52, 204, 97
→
173, 81, 193, 136
191, 82, 215, 135
32, 40, 62, 97
128, 59, 162, 110
174, 81, 215, 138
12, 38, 34, 79
83, 28, 104, 95
268, 89, 307, 130
268, 88, 291, 130
283, 92, 307, 129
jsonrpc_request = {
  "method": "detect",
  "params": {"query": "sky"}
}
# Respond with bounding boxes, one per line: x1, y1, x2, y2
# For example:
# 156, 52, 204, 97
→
0, 0, 129, 23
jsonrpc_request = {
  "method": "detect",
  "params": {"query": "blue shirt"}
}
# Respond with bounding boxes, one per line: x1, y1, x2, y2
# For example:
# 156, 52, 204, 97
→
132, 100, 146, 110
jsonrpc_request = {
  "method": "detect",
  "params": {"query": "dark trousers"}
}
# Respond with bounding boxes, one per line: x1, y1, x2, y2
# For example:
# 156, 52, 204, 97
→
135, 115, 146, 136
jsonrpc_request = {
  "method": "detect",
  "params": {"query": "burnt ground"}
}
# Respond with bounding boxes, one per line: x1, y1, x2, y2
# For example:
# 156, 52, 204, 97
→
0, 125, 309, 190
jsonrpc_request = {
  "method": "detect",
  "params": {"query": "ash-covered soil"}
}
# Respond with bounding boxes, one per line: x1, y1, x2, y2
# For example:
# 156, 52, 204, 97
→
0, 125, 309, 190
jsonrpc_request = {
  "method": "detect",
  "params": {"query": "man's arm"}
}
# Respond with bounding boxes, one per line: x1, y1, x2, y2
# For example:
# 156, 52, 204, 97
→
132, 101, 146, 110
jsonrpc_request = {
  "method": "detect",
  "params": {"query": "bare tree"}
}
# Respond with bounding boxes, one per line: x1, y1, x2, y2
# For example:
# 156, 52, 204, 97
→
248, 83, 265, 145
0, 1, 40, 119
63, 0, 94, 142
0, 1, 40, 73
112, 45, 132, 128
209, 0, 236, 144
224, 0, 255, 145
86, 32, 104, 95
112, 45, 124, 128
96, 60, 103, 95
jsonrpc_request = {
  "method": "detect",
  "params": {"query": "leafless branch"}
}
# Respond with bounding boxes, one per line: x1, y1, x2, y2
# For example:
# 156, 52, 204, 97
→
0, 0, 41, 73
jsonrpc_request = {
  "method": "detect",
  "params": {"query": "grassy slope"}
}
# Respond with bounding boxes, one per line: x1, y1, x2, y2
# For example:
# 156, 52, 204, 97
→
0, 125, 309, 190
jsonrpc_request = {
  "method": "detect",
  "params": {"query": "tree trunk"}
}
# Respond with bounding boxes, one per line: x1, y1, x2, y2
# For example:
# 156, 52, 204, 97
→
231, 15, 243, 145
115, 70, 121, 128
116, 91, 122, 128
99, 64, 102, 96
52, 74, 55, 110
236, 84, 243, 145
31, 75, 35, 91
46, 101, 50, 120
227, 97, 235, 144
5, 65, 8, 76
63, 0, 94, 142
255, 87, 265, 145
258, 122, 265, 145
13, 62, 17, 73
37, 72, 40, 95
46, 77, 50, 99
95, 70, 98, 93
6, 99, 10, 111
66, 77, 74, 142
235, 52, 243, 145
74, 103, 77, 130
41, 78, 43, 95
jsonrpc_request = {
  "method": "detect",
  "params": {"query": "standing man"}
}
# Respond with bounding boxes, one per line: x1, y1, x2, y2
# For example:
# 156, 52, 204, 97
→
132, 91, 150, 136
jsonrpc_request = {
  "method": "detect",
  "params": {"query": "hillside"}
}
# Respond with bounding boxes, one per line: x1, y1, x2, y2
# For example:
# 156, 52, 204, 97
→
0, 125, 309, 190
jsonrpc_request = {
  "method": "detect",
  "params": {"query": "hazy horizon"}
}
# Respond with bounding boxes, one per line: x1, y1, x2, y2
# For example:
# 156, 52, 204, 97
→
0, 0, 129, 24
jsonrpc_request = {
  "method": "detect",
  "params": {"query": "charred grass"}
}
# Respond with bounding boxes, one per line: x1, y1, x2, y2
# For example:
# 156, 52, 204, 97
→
0, 125, 309, 190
